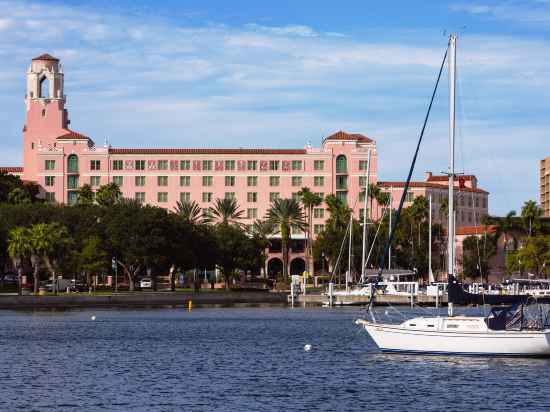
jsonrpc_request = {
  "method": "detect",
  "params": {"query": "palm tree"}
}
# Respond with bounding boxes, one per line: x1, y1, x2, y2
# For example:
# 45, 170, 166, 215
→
298, 187, 322, 276
7, 188, 31, 205
498, 210, 517, 254
7, 227, 32, 295
209, 198, 244, 226
368, 183, 381, 216
175, 200, 203, 225
76, 184, 94, 205
266, 198, 306, 280
521, 200, 543, 237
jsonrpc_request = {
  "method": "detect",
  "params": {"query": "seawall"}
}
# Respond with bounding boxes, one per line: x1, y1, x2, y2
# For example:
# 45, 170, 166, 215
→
0, 291, 289, 309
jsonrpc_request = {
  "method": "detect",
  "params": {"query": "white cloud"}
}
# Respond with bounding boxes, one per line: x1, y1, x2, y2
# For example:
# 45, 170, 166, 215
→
452, 1, 550, 24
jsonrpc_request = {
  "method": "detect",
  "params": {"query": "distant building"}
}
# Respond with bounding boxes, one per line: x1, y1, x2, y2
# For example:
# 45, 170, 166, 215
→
0, 53, 491, 277
541, 157, 550, 217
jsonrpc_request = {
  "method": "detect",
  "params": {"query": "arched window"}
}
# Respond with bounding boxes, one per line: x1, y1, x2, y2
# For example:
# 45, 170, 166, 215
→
67, 154, 79, 173
336, 155, 347, 173
39, 76, 50, 99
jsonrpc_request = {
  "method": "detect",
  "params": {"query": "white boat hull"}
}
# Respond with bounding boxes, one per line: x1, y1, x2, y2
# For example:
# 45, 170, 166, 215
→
356, 319, 550, 356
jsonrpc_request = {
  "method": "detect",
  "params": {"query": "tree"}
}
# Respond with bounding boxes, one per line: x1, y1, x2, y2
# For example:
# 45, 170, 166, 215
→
76, 184, 95, 205
7, 227, 32, 294
298, 187, 322, 277
506, 236, 550, 278
461, 233, 497, 282
174, 200, 203, 225
521, 200, 543, 237
77, 236, 109, 287
266, 198, 306, 281
499, 210, 518, 253
208, 198, 244, 226
7, 188, 31, 205
95, 183, 121, 207
214, 224, 253, 288
0, 172, 40, 204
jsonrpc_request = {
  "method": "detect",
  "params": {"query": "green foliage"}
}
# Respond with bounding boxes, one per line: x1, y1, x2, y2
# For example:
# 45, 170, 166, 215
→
174, 200, 203, 225
95, 183, 121, 207
76, 184, 95, 205
461, 234, 497, 281
208, 197, 244, 226
521, 200, 543, 237
7, 188, 31, 205
0, 172, 39, 203
506, 235, 550, 278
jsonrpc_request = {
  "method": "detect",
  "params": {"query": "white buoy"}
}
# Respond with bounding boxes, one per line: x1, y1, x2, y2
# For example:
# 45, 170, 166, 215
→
384, 310, 389, 316
304, 344, 312, 352
91, 315, 96, 321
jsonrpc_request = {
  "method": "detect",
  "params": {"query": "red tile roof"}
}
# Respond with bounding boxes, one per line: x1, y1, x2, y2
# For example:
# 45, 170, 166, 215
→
0, 167, 23, 173
427, 174, 476, 182
109, 148, 307, 155
56, 129, 91, 140
32, 53, 59, 62
324, 130, 373, 143
378, 181, 489, 194
456, 225, 497, 236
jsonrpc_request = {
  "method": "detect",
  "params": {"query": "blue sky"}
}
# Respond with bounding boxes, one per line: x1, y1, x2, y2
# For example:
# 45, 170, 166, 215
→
1, 0, 549, 215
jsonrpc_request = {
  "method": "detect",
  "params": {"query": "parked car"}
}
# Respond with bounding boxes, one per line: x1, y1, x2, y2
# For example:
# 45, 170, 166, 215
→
140, 278, 152, 289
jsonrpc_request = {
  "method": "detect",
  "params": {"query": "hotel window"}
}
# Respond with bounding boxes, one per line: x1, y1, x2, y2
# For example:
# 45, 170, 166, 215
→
202, 192, 212, 202
45, 176, 55, 186
225, 176, 235, 186
202, 160, 213, 171
292, 192, 301, 201
359, 160, 369, 171
157, 160, 168, 170
269, 160, 279, 171
135, 160, 145, 170
225, 192, 235, 200
180, 192, 191, 202
112, 160, 123, 170
313, 208, 324, 219
112, 176, 123, 187
336, 191, 347, 204
475, 197, 480, 207
292, 176, 302, 187
247, 176, 258, 186
247, 192, 257, 203
157, 192, 168, 203
405, 191, 414, 202
135, 192, 145, 203
359, 176, 368, 187
468, 212, 472, 223
225, 160, 235, 170
292, 160, 302, 170
314, 176, 324, 187
180, 176, 191, 186
158, 176, 168, 186
90, 176, 101, 187
468, 197, 472, 207
180, 160, 191, 170
336, 155, 347, 173
67, 175, 79, 190
67, 154, 79, 173
269, 176, 280, 186
90, 160, 101, 171
336, 175, 347, 190
45, 192, 56, 202
247, 160, 257, 171
202, 176, 213, 186
315, 192, 324, 199
45, 159, 56, 170
269, 192, 280, 202
359, 190, 366, 202
314, 160, 324, 171
314, 224, 324, 234
247, 208, 258, 219
482, 197, 487, 208
135, 176, 146, 186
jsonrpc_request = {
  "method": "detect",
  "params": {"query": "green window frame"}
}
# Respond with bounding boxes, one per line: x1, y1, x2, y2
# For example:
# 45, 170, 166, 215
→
180, 160, 190, 170
269, 160, 279, 171
135, 160, 145, 171
202, 192, 212, 202
225, 176, 235, 186
135, 176, 146, 186
269, 192, 279, 202
67, 175, 79, 189
292, 176, 302, 187
314, 160, 324, 171
135, 192, 145, 203
269, 176, 280, 186
90, 160, 101, 171
112, 176, 123, 186
180, 176, 191, 186
247, 192, 257, 203
157, 176, 168, 186
224, 192, 235, 200
314, 176, 324, 187
336, 155, 347, 174
45, 159, 56, 170
202, 160, 213, 171
90, 176, 101, 187
202, 176, 213, 186
180, 192, 191, 202
247, 160, 257, 171
247, 176, 257, 187
291, 160, 302, 170
225, 160, 235, 170
157, 192, 168, 202
112, 160, 123, 170
45, 176, 55, 186
67, 154, 78, 173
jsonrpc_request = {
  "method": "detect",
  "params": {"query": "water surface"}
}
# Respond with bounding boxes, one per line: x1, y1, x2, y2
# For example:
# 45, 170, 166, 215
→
1, 306, 549, 411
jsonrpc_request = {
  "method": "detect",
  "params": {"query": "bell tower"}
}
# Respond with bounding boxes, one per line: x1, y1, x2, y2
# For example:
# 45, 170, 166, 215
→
23, 53, 70, 181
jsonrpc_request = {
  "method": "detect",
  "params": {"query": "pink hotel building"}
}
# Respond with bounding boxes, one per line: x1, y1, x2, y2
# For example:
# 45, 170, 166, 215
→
2, 54, 490, 276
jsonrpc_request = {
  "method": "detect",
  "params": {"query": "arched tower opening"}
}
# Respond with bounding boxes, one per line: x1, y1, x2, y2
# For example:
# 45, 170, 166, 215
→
39, 76, 50, 98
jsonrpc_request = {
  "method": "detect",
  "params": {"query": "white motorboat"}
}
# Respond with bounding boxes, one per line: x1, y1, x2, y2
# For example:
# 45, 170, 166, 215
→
355, 34, 550, 357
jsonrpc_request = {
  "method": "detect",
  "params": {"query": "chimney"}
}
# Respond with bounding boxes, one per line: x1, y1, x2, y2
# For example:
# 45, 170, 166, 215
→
425, 171, 432, 181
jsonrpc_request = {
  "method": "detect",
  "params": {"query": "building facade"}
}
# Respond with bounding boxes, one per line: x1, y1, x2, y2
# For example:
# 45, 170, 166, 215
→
541, 157, 550, 217
1, 53, 491, 277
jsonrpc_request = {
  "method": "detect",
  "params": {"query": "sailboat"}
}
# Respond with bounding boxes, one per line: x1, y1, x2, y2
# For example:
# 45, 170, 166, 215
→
355, 34, 550, 356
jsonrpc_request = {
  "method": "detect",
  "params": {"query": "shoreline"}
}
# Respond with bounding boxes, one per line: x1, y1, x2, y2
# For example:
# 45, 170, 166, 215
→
0, 291, 289, 309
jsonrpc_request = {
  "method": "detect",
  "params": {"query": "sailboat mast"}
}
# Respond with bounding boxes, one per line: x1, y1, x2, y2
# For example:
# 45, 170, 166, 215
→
360, 148, 372, 283
447, 34, 457, 316
347, 213, 352, 293
429, 192, 434, 283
